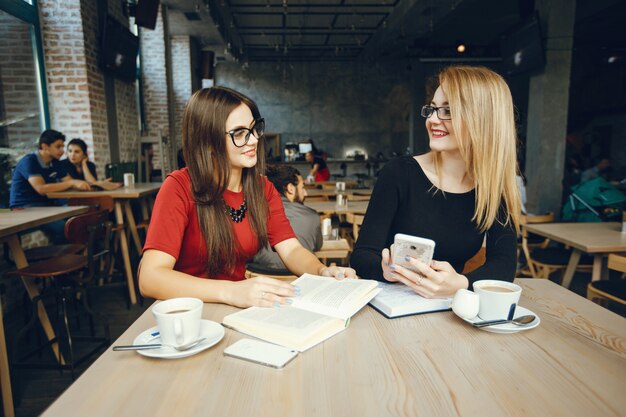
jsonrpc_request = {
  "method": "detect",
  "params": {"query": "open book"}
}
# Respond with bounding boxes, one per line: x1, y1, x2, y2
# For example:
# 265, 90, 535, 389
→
369, 282, 452, 318
89, 180, 123, 191
222, 274, 381, 352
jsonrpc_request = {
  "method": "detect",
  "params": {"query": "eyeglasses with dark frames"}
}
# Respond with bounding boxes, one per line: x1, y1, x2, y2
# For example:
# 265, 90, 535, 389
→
226, 118, 265, 147
420, 105, 452, 120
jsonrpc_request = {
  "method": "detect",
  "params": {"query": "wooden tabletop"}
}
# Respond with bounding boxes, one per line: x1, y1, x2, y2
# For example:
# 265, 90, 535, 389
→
306, 188, 373, 198
41, 279, 626, 417
524, 222, 626, 253
0, 206, 89, 238
47, 182, 162, 199
304, 200, 369, 214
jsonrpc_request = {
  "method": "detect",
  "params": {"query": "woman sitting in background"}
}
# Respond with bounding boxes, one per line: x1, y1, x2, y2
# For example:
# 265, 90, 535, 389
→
139, 87, 355, 308
350, 66, 521, 298
60, 138, 98, 182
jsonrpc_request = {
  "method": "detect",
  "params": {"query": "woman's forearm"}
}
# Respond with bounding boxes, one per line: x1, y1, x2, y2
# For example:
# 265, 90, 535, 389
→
281, 245, 325, 276
139, 261, 235, 304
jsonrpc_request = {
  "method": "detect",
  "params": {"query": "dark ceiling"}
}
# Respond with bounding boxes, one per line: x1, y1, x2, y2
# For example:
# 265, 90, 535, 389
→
161, 0, 626, 64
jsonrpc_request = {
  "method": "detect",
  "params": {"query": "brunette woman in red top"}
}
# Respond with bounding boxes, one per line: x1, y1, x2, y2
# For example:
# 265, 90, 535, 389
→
140, 87, 355, 308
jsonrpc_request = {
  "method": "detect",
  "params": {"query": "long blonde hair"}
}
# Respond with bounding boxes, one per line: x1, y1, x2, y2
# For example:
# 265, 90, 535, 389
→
433, 66, 521, 233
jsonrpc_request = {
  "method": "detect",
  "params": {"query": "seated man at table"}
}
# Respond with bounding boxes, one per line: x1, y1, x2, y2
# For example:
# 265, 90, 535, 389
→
248, 165, 323, 274
9, 129, 91, 242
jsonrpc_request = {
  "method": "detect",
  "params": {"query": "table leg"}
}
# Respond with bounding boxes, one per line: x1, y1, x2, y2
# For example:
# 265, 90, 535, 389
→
115, 202, 138, 305
592, 255, 603, 282
123, 201, 142, 256
140, 198, 150, 221
0, 298, 15, 417
6, 235, 65, 365
561, 249, 582, 289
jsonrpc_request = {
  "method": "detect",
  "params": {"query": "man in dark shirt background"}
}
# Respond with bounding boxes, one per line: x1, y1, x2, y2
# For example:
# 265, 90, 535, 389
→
9, 129, 91, 242
249, 165, 323, 274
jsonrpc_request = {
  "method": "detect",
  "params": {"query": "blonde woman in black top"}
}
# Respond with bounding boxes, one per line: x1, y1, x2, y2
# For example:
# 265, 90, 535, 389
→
351, 66, 521, 298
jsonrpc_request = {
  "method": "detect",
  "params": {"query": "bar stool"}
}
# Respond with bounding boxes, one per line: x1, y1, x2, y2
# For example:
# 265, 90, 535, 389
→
7, 210, 113, 379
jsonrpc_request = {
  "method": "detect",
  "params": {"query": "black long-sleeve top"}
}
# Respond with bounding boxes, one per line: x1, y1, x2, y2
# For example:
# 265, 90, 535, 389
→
350, 156, 517, 286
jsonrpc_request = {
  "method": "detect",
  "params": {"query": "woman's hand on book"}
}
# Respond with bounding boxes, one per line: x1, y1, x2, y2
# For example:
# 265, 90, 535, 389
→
388, 258, 468, 298
229, 277, 297, 308
319, 265, 357, 280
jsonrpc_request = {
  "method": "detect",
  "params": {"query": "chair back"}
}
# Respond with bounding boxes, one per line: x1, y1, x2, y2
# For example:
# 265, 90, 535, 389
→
345, 212, 364, 242
462, 247, 486, 274
64, 209, 112, 284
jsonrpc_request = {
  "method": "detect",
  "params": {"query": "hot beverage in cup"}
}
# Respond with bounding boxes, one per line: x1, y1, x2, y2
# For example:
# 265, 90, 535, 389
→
152, 298, 203, 348
473, 280, 522, 320
478, 285, 515, 293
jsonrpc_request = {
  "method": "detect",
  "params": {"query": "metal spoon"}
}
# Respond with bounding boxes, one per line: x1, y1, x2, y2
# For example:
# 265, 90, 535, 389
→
472, 315, 536, 328
112, 337, 207, 351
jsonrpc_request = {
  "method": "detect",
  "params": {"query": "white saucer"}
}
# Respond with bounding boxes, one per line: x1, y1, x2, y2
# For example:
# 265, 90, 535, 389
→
461, 306, 540, 334
133, 320, 225, 359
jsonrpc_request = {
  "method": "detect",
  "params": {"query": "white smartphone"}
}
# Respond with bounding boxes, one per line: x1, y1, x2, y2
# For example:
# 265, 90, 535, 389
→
223, 338, 298, 369
392, 233, 436, 273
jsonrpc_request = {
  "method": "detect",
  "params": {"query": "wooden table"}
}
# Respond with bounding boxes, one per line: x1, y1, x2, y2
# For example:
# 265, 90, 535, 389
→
304, 179, 359, 189
41, 279, 625, 417
47, 183, 162, 304
304, 200, 368, 215
523, 222, 626, 288
0, 206, 89, 417
306, 188, 373, 198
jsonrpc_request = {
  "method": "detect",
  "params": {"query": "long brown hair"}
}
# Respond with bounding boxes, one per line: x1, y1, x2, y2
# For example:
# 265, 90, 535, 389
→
182, 87, 268, 276
432, 66, 521, 233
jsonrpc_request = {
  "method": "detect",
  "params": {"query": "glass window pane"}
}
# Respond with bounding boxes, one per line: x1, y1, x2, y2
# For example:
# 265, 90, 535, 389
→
0, 9, 43, 151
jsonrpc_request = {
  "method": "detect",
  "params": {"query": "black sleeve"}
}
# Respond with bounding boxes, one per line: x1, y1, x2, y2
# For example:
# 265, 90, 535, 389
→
350, 159, 403, 281
466, 211, 518, 284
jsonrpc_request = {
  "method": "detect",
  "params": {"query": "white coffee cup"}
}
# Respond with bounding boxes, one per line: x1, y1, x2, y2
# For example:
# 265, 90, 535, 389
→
473, 280, 522, 320
123, 173, 135, 188
152, 297, 203, 347
451, 289, 479, 320
307, 175, 315, 183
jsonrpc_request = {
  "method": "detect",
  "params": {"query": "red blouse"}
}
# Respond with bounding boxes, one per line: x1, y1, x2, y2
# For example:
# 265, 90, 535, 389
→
144, 168, 296, 281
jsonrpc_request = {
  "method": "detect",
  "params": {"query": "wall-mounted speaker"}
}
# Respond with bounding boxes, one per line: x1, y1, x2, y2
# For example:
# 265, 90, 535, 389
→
135, 0, 160, 30
202, 51, 215, 79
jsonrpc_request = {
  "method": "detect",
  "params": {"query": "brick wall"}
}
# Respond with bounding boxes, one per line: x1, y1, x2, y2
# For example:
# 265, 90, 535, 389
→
139, 6, 170, 171
216, 61, 410, 160
171, 36, 193, 154
0, 12, 42, 152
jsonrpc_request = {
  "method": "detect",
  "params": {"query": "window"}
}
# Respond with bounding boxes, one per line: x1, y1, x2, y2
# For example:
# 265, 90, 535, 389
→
0, 1, 48, 150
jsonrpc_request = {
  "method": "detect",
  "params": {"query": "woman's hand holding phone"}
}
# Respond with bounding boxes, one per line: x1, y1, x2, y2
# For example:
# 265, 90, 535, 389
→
381, 233, 468, 298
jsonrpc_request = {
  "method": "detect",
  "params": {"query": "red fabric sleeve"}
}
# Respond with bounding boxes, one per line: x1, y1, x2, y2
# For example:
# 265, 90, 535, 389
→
143, 171, 192, 261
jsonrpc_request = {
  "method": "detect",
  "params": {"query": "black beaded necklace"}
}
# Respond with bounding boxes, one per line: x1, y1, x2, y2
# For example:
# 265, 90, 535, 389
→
224, 200, 247, 223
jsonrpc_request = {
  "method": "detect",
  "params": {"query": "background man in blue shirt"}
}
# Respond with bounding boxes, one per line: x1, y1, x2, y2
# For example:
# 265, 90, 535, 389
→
9, 129, 91, 242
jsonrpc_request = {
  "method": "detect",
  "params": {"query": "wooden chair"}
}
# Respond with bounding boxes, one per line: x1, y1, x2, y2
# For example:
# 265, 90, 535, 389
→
520, 213, 592, 281
69, 196, 125, 280
7, 210, 114, 377
345, 212, 364, 245
315, 239, 351, 267
587, 253, 626, 309
462, 247, 486, 274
